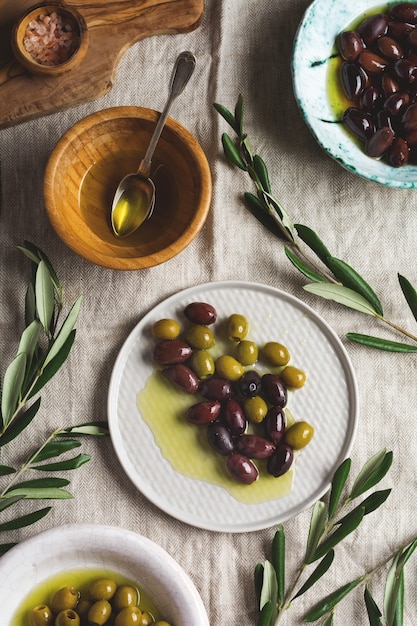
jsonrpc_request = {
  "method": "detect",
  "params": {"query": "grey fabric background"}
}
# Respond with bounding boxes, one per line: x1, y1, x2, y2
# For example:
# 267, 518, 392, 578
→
1, 1, 416, 624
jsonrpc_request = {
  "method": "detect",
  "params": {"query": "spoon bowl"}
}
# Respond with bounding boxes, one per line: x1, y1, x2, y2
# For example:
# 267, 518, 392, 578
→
111, 51, 196, 238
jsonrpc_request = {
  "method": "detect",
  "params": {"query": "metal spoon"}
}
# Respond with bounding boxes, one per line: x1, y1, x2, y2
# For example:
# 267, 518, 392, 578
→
110, 51, 196, 239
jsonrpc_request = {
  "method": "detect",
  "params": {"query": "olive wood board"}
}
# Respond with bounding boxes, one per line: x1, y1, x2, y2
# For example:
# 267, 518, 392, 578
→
0, 0, 204, 129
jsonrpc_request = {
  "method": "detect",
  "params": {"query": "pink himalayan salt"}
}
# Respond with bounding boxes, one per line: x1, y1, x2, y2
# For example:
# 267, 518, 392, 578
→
23, 10, 79, 66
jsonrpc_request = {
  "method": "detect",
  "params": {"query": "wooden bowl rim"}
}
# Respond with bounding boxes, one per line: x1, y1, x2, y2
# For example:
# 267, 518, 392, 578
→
43, 106, 212, 270
11, 2, 89, 76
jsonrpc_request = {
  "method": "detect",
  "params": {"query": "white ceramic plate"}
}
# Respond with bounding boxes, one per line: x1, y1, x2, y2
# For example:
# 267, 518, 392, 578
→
0, 523, 209, 626
292, 0, 417, 188
108, 281, 358, 532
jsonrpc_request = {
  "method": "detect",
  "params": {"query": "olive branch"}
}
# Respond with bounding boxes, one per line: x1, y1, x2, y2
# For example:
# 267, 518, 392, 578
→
0, 242, 108, 555
214, 96, 417, 353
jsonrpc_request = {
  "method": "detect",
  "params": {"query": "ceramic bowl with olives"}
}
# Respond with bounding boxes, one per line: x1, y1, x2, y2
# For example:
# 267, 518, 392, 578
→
0, 524, 209, 626
293, 0, 417, 187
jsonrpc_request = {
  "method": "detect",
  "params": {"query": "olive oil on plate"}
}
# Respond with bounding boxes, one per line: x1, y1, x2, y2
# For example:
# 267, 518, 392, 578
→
136, 373, 294, 505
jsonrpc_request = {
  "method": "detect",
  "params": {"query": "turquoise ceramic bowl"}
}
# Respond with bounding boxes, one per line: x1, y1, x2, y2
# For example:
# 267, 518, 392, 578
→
292, 0, 417, 188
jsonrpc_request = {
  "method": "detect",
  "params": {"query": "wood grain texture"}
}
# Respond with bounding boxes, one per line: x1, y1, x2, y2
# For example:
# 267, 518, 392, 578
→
0, 0, 204, 129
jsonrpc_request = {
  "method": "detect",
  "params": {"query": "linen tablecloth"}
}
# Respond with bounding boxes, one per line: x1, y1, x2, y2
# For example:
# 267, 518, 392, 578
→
1, 1, 416, 624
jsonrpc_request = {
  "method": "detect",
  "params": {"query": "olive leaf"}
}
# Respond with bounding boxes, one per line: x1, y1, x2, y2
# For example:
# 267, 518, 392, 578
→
245, 193, 287, 240
58, 422, 109, 436
295, 224, 331, 264
3, 487, 73, 499
292, 550, 335, 600
35, 260, 55, 334
31, 439, 81, 463
384, 539, 417, 626
285, 247, 327, 283
0, 398, 41, 447
303, 283, 379, 316
213, 102, 240, 135
304, 577, 363, 622
31, 453, 91, 472
347, 333, 417, 353
221, 133, 247, 170
271, 526, 285, 608
257, 600, 273, 626
364, 587, 383, 626
253, 154, 271, 193
310, 506, 365, 563
325, 257, 383, 316
260, 560, 278, 623
1, 352, 26, 429
350, 449, 393, 500
305, 500, 327, 563
28, 330, 76, 399
254, 563, 264, 607
41, 296, 82, 370
0, 507, 51, 531
398, 274, 417, 323
336, 489, 391, 525
0, 466, 16, 476
328, 457, 351, 520
234, 93, 244, 138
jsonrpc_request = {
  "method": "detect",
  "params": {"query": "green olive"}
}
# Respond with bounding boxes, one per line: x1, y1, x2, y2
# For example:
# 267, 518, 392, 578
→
284, 421, 314, 449
75, 598, 91, 618
54, 609, 80, 626
281, 365, 306, 389
29, 605, 53, 626
88, 599, 112, 625
112, 585, 138, 611
262, 342, 291, 367
114, 607, 143, 626
183, 324, 215, 349
215, 355, 244, 381
50, 587, 79, 613
151, 318, 181, 340
137, 613, 154, 626
227, 314, 249, 342
88, 578, 117, 600
153, 622, 172, 626
243, 396, 268, 423
235, 340, 258, 365
188, 349, 215, 379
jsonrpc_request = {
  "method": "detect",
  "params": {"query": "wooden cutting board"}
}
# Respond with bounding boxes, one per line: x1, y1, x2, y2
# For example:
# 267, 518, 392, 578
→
0, 0, 204, 129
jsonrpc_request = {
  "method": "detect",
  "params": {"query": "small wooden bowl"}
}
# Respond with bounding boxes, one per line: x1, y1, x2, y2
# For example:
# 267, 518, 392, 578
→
12, 2, 89, 76
43, 107, 212, 269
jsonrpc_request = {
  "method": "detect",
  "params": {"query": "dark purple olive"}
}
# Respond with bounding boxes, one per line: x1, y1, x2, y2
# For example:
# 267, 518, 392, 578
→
262, 374, 288, 408
226, 453, 259, 484
383, 91, 410, 115
237, 370, 262, 397
376, 110, 394, 132
394, 57, 417, 82
358, 13, 388, 45
263, 406, 286, 444
358, 50, 387, 74
381, 73, 399, 97
235, 434, 275, 459
402, 102, 417, 143
390, 3, 417, 24
153, 339, 192, 365
200, 377, 233, 401
222, 398, 247, 435
337, 30, 364, 61
184, 302, 217, 325
376, 35, 404, 60
360, 85, 381, 109
207, 422, 235, 455
267, 444, 294, 478
343, 107, 375, 140
340, 62, 367, 100
186, 401, 221, 425
388, 20, 415, 40
162, 364, 200, 394
408, 28, 417, 50
365, 126, 395, 157
387, 136, 409, 166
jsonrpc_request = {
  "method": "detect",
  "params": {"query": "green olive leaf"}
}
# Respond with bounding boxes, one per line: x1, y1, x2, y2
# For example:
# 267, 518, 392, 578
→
292, 550, 334, 600
241, 135, 254, 162
350, 449, 393, 500
398, 273, 417, 324
0, 543, 17, 556
305, 500, 328, 563
304, 577, 363, 622
42, 296, 82, 370
0, 398, 41, 447
384, 547, 409, 626
392, 570, 405, 626
262, 191, 297, 243
257, 600, 273, 626
328, 457, 351, 520
0, 465, 16, 476
285, 247, 327, 283
244, 192, 285, 239
364, 587, 383, 626
0, 495, 25, 513
31, 439, 81, 463
303, 283, 379, 316
31, 453, 91, 472
0, 506, 51, 531
1, 352, 26, 428
253, 154, 271, 193
294, 224, 332, 263
19, 241, 62, 299
2, 487, 73, 499
310, 506, 365, 563
221, 133, 247, 170
29, 330, 76, 399
336, 489, 391, 525
57, 421, 110, 436
260, 560, 278, 623
234, 93, 244, 138
213, 102, 240, 135
25, 281, 36, 326
272, 525, 285, 607
325, 257, 383, 316
346, 333, 417, 352
35, 260, 55, 334
254, 563, 264, 607
6, 477, 69, 490
17, 320, 42, 365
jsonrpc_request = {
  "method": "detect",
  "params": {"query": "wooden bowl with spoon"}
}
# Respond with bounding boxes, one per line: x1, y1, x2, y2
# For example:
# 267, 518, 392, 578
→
43, 106, 212, 269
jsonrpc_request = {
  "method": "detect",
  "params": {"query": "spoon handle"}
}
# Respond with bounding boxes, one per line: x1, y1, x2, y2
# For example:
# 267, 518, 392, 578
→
138, 51, 196, 176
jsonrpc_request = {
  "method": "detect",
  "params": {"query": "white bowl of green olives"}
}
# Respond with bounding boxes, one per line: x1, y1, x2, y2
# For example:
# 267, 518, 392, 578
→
0, 523, 209, 626
293, 0, 417, 187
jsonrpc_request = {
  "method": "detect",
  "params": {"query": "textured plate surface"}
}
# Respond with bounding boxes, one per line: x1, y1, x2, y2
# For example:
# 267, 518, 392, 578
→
292, 0, 417, 188
0, 524, 209, 626
108, 281, 358, 532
